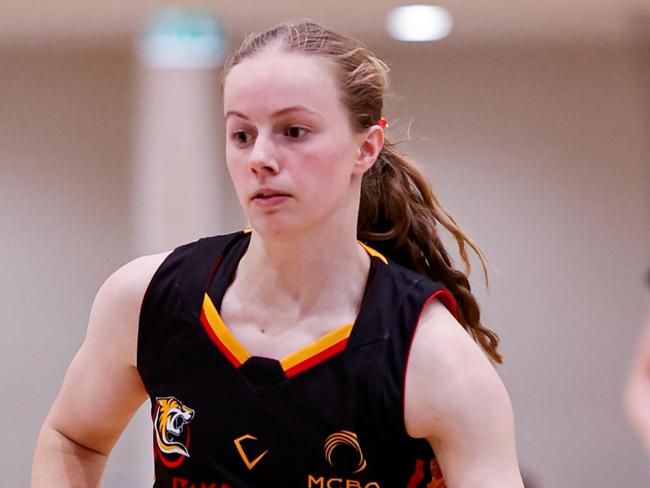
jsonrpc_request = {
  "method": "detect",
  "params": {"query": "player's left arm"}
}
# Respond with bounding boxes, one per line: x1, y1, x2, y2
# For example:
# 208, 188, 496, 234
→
404, 299, 524, 488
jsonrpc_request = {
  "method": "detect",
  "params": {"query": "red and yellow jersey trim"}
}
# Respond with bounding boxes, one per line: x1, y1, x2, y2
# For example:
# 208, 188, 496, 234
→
200, 293, 354, 377
279, 323, 353, 377
200, 295, 251, 367
197, 237, 387, 376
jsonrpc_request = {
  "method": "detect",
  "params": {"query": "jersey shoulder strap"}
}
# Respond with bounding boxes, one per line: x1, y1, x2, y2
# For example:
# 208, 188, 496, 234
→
376, 260, 458, 438
137, 231, 245, 376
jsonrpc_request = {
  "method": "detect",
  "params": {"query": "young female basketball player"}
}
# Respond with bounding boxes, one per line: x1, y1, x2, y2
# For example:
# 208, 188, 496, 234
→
32, 21, 523, 487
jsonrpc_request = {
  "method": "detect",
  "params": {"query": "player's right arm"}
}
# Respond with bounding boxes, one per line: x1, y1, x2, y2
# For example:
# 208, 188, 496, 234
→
31, 252, 170, 487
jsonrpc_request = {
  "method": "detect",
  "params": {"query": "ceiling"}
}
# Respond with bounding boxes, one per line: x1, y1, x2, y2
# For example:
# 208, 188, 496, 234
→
2, 0, 649, 49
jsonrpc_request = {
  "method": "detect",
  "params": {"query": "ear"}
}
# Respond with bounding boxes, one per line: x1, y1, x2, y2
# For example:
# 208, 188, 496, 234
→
352, 125, 384, 176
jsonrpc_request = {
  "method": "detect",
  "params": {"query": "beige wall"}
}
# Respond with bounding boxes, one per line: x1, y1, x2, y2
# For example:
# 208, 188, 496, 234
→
1, 48, 137, 483
381, 42, 650, 486
2, 40, 648, 486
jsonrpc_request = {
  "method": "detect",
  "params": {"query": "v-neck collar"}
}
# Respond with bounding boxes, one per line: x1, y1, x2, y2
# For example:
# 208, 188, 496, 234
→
197, 231, 387, 380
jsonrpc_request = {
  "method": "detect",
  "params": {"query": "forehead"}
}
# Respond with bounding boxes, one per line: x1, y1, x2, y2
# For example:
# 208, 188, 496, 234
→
223, 50, 343, 117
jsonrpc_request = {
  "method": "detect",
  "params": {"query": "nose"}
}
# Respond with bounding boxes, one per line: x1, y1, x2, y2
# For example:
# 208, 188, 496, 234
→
249, 131, 279, 175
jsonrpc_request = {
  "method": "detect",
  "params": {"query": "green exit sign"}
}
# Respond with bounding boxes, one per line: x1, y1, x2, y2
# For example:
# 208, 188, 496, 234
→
138, 7, 227, 69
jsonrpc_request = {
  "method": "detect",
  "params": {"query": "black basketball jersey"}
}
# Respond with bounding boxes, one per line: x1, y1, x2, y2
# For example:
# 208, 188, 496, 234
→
137, 230, 457, 488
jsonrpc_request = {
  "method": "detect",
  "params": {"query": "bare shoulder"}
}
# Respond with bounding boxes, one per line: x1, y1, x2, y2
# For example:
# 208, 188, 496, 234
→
404, 299, 523, 487
101, 251, 171, 303
404, 299, 508, 438
42, 250, 172, 456
85, 251, 172, 366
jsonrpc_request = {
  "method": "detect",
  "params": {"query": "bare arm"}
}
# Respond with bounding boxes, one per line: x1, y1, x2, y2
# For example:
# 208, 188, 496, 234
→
31, 252, 169, 487
624, 313, 650, 454
405, 300, 523, 488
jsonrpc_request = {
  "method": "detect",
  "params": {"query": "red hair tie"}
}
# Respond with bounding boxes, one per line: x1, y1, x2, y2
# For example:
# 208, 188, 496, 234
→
378, 117, 389, 129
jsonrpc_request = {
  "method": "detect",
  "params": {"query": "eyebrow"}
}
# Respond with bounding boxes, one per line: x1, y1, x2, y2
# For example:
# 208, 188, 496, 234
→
224, 106, 322, 120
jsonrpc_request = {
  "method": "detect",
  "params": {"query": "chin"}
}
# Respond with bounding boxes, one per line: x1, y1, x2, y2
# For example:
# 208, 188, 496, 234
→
247, 216, 304, 240
246, 205, 340, 240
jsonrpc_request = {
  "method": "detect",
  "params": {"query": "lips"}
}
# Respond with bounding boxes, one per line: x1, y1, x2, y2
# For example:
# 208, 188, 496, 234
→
250, 188, 291, 200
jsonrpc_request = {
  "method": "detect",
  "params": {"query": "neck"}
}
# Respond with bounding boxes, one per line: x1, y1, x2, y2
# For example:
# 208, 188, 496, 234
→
236, 220, 371, 320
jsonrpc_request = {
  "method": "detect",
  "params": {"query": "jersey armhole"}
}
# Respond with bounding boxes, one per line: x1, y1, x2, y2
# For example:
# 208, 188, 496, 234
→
136, 240, 200, 375
401, 286, 458, 438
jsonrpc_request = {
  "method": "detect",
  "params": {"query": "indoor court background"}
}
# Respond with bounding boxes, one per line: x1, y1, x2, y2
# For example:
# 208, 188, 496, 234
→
2, 1, 649, 486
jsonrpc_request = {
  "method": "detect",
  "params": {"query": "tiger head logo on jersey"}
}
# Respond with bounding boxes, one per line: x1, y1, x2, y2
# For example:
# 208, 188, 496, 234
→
154, 396, 195, 458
